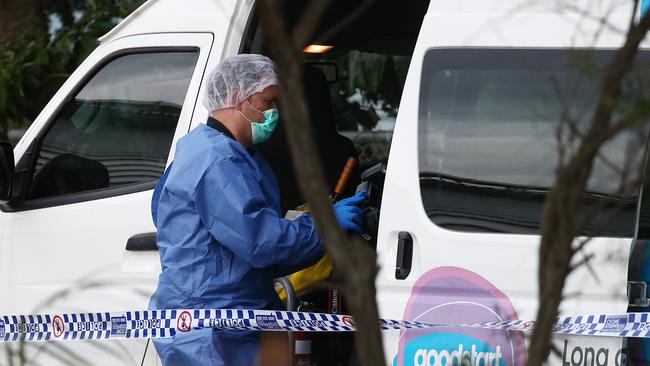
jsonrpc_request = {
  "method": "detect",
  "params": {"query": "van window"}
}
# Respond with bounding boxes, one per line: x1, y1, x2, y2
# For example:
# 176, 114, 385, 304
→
418, 48, 650, 237
27, 51, 199, 200
333, 51, 411, 166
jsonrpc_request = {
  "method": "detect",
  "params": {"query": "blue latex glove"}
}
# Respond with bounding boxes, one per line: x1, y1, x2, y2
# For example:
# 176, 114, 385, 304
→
333, 190, 367, 234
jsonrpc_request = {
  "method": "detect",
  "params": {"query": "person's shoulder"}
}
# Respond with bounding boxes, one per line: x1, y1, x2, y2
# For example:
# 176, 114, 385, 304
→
168, 125, 232, 177
177, 124, 236, 157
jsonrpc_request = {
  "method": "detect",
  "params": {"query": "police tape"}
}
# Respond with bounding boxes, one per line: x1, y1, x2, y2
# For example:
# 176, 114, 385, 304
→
1, 309, 649, 343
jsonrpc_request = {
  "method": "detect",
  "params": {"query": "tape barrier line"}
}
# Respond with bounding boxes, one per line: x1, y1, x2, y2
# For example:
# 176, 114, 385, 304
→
0, 309, 648, 343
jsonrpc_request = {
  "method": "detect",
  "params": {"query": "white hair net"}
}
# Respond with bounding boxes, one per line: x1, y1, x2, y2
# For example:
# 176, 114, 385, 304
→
202, 54, 278, 112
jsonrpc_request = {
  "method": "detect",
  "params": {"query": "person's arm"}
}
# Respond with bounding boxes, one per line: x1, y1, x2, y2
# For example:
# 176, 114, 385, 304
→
151, 162, 173, 228
194, 156, 324, 269
273, 190, 367, 277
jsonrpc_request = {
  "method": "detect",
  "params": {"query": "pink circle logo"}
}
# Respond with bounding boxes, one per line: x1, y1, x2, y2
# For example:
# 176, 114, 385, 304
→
396, 267, 526, 366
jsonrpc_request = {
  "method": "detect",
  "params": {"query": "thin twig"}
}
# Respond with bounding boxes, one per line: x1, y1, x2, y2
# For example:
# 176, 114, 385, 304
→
528, 9, 650, 366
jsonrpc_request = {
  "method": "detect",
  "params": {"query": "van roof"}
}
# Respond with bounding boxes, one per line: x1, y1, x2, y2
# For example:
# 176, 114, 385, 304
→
100, 0, 642, 47
98, 0, 238, 44
101, 0, 431, 55
427, 0, 636, 16
422, 0, 645, 49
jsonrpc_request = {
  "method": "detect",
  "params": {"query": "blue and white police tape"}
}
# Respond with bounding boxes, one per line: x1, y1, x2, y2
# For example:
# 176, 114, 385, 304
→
1, 309, 649, 343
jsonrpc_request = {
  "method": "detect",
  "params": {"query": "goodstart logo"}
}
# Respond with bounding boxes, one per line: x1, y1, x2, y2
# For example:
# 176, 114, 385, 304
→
395, 267, 526, 366
408, 333, 504, 366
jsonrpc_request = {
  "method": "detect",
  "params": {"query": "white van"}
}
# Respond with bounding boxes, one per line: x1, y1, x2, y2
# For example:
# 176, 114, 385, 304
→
1, 0, 649, 365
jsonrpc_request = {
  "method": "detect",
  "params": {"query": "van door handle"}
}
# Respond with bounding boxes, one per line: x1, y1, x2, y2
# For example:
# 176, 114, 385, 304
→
125, 233, 158, 251
395, 232, 413, 280
628, 281, 650, 307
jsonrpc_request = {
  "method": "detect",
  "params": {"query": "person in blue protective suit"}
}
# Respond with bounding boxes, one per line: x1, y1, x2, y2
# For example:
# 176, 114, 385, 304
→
149, 54, 366, 366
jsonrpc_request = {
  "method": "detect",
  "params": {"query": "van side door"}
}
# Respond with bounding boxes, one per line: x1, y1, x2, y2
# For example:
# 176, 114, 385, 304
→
0, 33, 212, 365
376, 42, 645, 366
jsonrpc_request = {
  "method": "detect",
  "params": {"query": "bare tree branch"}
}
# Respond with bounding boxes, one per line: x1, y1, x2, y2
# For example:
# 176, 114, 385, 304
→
528, 9, 650, 366
257, 1, 386, 365
630, 0, 641, 36
556, 1, 627, 36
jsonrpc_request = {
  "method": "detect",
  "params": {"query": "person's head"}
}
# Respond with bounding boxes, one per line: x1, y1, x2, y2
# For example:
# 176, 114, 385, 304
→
202, 54, 279, 147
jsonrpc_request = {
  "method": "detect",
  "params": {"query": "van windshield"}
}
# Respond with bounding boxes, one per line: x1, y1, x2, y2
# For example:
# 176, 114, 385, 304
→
418, 48, 650, 236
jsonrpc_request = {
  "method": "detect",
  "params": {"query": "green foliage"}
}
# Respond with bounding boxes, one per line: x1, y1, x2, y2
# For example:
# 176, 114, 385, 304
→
331, 51, 410, 131
0, 0, 145, 141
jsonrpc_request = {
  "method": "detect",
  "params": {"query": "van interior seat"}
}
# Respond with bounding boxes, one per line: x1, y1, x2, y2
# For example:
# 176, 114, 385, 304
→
29, 153, 110, 199
259, 65, 361, 212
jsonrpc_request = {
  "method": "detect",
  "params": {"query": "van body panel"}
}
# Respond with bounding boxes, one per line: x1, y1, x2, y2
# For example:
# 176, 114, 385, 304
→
98, 0, 244, 44
378, 3, 643, 365
422, 3, 646, 49
189, 0, 255, 131
427, 0, 637, 18
1, 1, 647, 365
0, 32, 214, 365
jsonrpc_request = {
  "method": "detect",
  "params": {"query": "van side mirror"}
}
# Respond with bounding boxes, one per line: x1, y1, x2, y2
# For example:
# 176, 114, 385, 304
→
0, 142, 15, 201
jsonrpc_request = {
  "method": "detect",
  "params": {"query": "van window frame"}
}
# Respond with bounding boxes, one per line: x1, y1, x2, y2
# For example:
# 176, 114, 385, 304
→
417, 46, 650, 237
5, 46, 201, 212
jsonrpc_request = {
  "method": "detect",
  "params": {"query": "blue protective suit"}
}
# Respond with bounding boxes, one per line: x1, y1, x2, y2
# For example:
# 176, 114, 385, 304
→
149, 117, 324, 365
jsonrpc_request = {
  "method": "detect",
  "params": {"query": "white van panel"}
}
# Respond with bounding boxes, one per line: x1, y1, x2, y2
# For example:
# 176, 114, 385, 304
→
189, 0, 256, 130
0, 32, 213, 366
427, 0, 636, 17
422, 2, 646, 49
379, 3, 639, 365
99, 0, 242, 44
